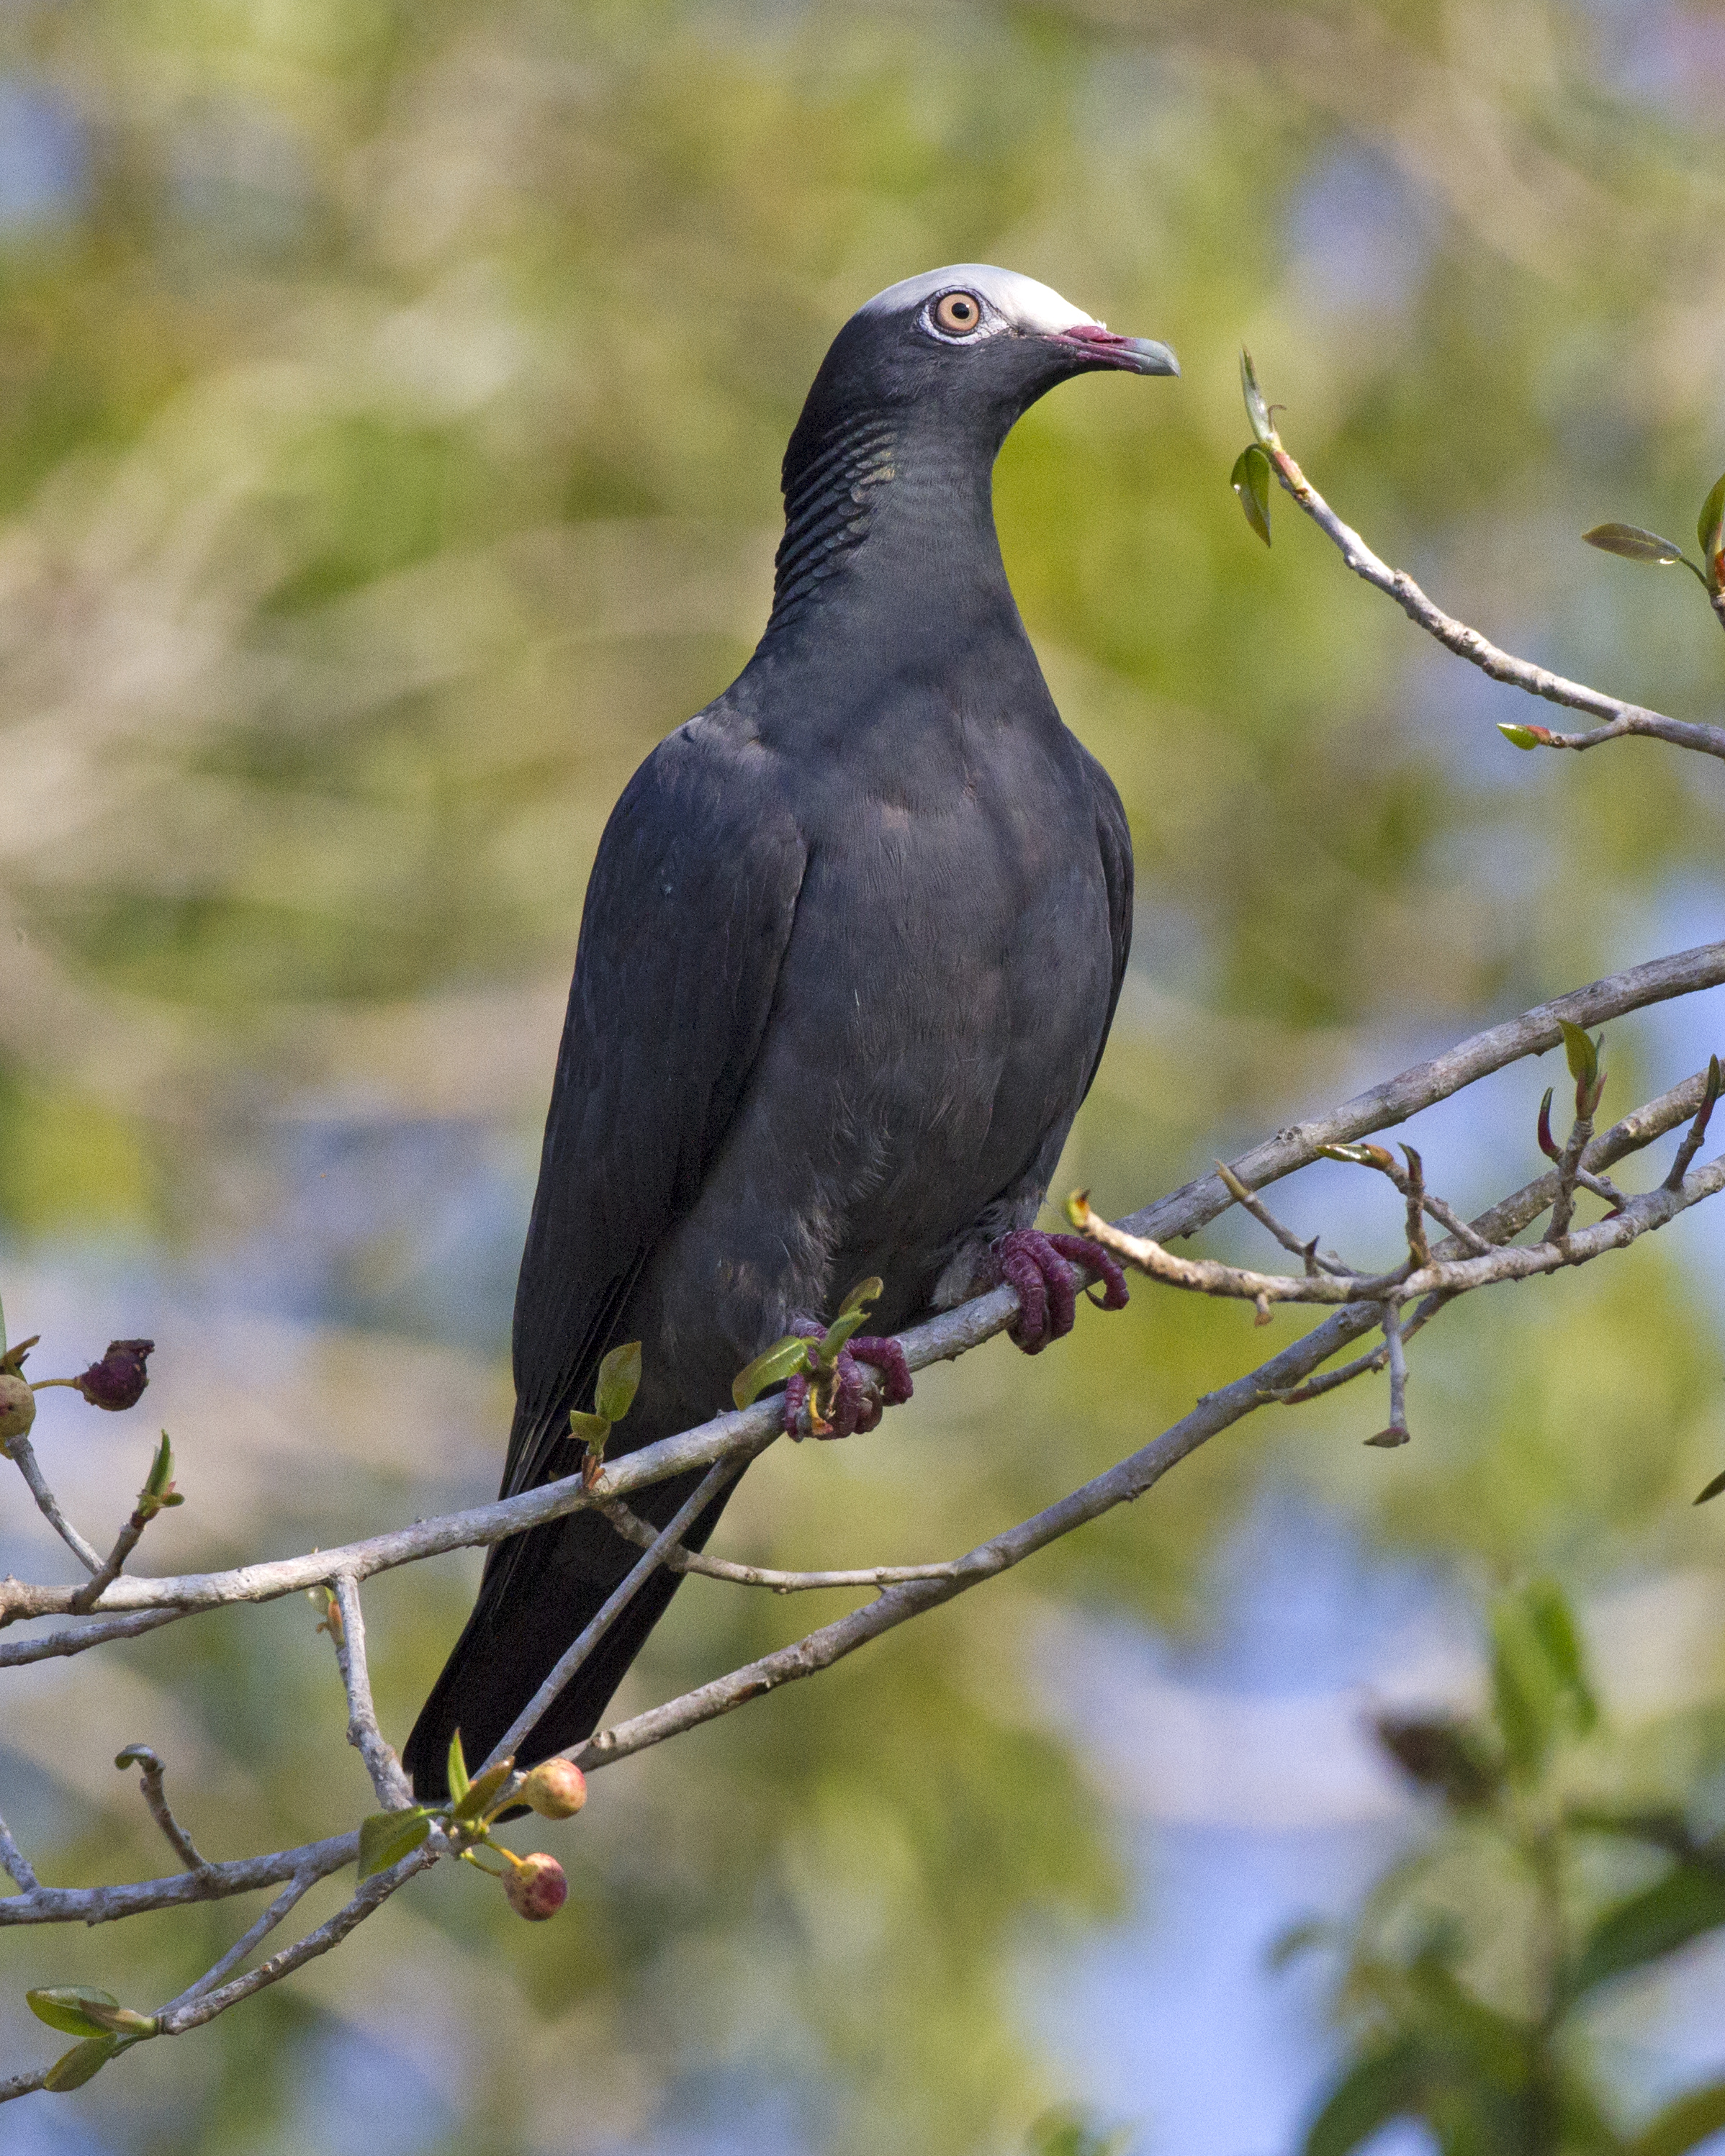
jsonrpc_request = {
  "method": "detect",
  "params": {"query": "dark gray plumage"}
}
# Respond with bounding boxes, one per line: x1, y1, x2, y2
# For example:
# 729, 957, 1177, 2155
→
404, 266, 1177, 1798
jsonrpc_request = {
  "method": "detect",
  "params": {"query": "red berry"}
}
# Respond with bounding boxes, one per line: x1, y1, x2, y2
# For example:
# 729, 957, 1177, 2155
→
503, 1853, 567, 1921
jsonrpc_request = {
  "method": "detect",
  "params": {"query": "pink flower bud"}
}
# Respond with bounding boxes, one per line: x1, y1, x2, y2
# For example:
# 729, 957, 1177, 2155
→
73, 1340, 153, 1412
0, 1372, 36, 1445
518, 1760, 587, 1818
503, 1852, 567, 1921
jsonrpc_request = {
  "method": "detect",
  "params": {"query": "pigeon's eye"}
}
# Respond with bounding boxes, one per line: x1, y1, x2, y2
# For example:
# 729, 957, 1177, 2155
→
932, 291, 985, 336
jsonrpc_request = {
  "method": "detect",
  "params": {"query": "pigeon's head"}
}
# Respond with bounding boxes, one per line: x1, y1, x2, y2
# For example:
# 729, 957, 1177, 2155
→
788, 264, 1178, 471
769, 266, 1177, 633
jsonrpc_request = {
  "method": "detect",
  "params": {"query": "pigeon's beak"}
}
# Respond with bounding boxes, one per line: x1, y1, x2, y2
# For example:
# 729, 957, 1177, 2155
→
1049, 324, 1181, 377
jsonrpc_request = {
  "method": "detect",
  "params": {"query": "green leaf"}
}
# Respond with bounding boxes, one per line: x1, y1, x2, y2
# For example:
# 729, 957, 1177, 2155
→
1582, 521, 1690, 565
143, 1431, 174, 1498
1240, 346, 1274, 446
136, 1431, 180, 1517
453, 1756, 515, 1825
1300, 2039, 1422, 2156
567, 1410, 610, 1448
814, 1278, 883, 1368
1630, 2078, 1725, 2156
445, 1731, 469, 1806
1405, 1955, 1531, 2086
1491, 1599, 1561, 1778
44, 2034, 119, 2091
1570, 1863, 1725, 1998
1558, 1019, 1600, 1088
357, 1806, 433, 1881
593, 1340, 641, 1423
1523, 1578, 1598, 1733
1698, 471, 1725, 579
1230, 445, 1272, 546
1498, 723, 1544, 749
27, 1986, 120, 2038
836, 1275, 884, 1321
1025, 2109, 1132, 2156
1693, 1468, 1725, 1506
731, 1333, 814, 1409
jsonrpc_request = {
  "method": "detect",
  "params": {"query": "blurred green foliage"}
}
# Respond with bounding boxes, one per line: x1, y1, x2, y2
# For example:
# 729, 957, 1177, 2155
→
0, 0, 1724, 2150
1301, 1582, 1725, 2155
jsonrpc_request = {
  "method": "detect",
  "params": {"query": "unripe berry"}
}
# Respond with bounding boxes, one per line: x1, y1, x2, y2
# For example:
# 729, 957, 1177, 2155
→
518, 1760, 587, 1818
503, 1852, 567, 1921
0, 1372, 36, 1446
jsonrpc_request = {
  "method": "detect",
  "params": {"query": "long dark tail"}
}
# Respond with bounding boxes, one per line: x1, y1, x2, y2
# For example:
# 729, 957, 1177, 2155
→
402, 1466, 736, 1800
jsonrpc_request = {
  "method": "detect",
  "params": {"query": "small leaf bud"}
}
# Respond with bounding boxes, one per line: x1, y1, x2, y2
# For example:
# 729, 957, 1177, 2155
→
73, 1340, 153, 1412
518, 1759, 587, 1818
503, 1851, 568, 1921
0, 1371, 37, 1446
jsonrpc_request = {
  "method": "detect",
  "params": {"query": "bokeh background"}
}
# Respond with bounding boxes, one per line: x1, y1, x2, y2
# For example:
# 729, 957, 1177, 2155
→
3, 1, 1725, 2150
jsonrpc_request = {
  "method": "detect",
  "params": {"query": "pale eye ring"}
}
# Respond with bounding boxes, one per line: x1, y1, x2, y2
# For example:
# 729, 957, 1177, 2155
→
931, 289, 985, 337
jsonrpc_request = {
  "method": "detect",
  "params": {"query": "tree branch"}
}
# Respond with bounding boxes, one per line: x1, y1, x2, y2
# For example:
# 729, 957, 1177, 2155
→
1076, 1155, 1725, 1309
328, 1575, 414, 1810
158, 1869, 321, 2014
564, 1141, 1725, 1777
114, 1747, 209, 1873
1, 1436, 102, 1574
0, 947, 1716, 1644
598, 1497, 976, 1592
0, 1830, 358, 1928
1238, 353, 1725, 762
482, 1453, 748, 1772
0, 1812, 37, 1893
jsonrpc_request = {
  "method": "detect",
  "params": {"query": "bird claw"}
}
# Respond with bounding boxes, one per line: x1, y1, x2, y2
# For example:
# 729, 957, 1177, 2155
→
782, 1330, 912, 1440
992, 1228, 1129, 1354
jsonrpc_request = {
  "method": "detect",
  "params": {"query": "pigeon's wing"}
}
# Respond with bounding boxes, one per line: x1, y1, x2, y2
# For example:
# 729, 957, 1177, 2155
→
501, 720, 807, 1504
1078, 742, 1133, 1096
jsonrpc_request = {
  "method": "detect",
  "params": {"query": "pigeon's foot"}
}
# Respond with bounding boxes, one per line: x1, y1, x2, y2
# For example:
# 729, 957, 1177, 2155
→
783, 1331, 913, 1440
992, 1229, 1130, 1355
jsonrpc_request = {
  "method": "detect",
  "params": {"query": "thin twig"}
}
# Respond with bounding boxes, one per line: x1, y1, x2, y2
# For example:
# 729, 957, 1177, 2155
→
329, 1574, 413, 1810
569, 1289, 1441, 1776
0, 1842, 438, 2098
1076, 1155, 1725, 1312
564, 1142, 1725, 1780
116, 1747, 209, 1872
1, 1438, 102, 1573
0, 1605, 189, 1669
1243, 366, 1725, 762
1216, 1161, 1351, 1274
483, 1454, 747, 1772
599, 1499, 975, 1592
1364, 1305, 1410, 1448
154, 1842, 437, 2038
1665, 1056, 1722, 1192
1418, 1191, 1492, 1256
0, 1829, 357, 1928
0, 1811, 38, 1893
159, 1869, 321, 2015
0, 952, 1719, 1638
71, 1512, 153, 1614
1126, 943, 1725, 1255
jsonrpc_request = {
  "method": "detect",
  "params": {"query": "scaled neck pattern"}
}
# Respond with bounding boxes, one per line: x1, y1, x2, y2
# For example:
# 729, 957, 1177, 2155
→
762, 415, 899, 639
